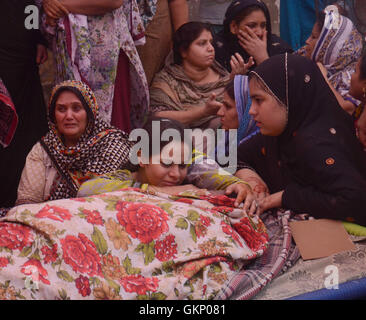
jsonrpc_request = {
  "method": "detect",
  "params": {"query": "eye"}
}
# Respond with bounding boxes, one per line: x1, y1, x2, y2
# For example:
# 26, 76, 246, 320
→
179, 164, 188, 170
72, 104, 83, 112
254, 98, 263, 105
56, 105, 66, 112
161, 162, 172, 168
247, 23, 256, 29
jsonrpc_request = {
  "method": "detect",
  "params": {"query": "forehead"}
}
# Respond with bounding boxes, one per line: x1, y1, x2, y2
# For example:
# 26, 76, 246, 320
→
312, 22, 322, 35
223, 91, 236, 106
56, 90, 82, 104
194, 29, 212, 40
249, 77, 270, 95
157, 141, 191, 164
240, 9, 266, 23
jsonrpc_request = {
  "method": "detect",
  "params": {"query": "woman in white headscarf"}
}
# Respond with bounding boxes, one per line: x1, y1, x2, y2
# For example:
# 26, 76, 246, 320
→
299, 5, 363, 115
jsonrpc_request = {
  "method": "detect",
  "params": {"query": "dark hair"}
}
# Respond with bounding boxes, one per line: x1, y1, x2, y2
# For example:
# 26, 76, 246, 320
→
49, 87, 93, 124
232, 5, 265, 27
142, 116, 190, 158
173, 21, 212, 65
225, 79, 235, 101
360, 53, 366, 80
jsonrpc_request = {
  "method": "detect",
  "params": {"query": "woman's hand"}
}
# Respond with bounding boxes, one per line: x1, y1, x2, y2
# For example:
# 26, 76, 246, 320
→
230, 54, 254, 77
235, 168, 270, 202
36, 44, 48, 65
43, 0, 69, 20
203, 93, 224, 116
256, 190, 284, 215
238, 27, 269, 65
225, 182, 257, 214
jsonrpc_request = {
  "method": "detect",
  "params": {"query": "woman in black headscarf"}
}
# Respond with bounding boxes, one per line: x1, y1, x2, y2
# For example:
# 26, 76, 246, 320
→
238, 53, 366, 225
213, 0, 293, 72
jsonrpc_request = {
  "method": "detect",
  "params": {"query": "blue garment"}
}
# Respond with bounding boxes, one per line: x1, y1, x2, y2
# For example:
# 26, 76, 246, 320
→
214, 75, 258, 171
234, 75, 258, 146
280, 0, 334, 50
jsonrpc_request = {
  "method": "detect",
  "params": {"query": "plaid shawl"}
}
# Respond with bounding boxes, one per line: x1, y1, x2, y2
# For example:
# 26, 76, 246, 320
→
217, 210, 302, 300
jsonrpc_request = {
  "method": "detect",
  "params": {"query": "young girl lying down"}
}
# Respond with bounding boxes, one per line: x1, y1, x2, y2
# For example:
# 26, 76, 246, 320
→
0, 115, 269, 299
78, 117, 258, 215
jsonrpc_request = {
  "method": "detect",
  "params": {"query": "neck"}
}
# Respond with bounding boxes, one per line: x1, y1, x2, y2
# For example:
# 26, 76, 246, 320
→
63, 137, 78, 148
182, 61, 210, 83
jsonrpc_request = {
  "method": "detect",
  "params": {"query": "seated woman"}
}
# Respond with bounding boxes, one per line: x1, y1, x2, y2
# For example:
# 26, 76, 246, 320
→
78, 116, 257, 214
16, 80, 134, 205
349, 53, 366, 150
213, 0, 293, 73
238, 53, 366, 225
149, 21, 252, 153
298, 5, 363, 115
216, 76, 269, 201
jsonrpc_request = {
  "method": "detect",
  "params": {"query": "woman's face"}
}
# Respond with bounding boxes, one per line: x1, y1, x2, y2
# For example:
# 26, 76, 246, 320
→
248, 78, 287, 136
140, 141, 189, 187
304, 23, 321, 58
230, 9, 267, 40
349, 60, 366, 101
217, 91, 239, 130
54, 90, 88, 146
181, 29, 215, 68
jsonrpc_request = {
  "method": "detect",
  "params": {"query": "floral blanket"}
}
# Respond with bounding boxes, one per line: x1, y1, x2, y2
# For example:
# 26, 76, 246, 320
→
0, 188, 268, 300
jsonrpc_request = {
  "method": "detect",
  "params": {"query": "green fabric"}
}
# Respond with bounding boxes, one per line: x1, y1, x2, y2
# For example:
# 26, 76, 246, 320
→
342, 221, 366, 236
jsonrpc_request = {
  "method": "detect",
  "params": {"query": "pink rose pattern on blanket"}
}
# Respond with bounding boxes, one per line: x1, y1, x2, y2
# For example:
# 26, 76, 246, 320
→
0, 188, 268, 300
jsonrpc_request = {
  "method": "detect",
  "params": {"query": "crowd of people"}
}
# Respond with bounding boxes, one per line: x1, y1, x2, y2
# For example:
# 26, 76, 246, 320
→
1, 0, 366, 224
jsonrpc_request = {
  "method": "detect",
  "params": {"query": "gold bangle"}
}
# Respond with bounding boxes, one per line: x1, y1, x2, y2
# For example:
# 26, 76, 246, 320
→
235, 180, 252, 191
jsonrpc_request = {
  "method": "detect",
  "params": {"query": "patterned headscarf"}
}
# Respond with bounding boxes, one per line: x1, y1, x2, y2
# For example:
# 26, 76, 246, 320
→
311, 5, 363, 99
41, 80, 134, 200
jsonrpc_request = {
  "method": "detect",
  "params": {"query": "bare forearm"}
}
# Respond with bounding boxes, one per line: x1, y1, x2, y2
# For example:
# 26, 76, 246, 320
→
235, 168, 269, 195
168, 0, 188, 31
317, 62, 355, 115
60, 0, 123, 15
328, 83, 355, 115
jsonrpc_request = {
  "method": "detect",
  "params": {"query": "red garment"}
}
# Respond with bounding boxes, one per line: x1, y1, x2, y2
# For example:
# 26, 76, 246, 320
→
0, 79, 18, 147
111, 50, 131, 133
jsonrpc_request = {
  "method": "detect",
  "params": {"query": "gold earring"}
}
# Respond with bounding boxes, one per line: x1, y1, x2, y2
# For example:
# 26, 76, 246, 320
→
363, 87, 366, 99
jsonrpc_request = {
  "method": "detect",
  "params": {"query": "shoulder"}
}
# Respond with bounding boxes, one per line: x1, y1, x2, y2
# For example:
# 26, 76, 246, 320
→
288, 129, 363, 178
27, 142, 49, 162
151, 64, 179, 87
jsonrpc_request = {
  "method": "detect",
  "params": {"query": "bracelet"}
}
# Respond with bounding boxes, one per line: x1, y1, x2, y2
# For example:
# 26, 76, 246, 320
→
235, 180, 252, 191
